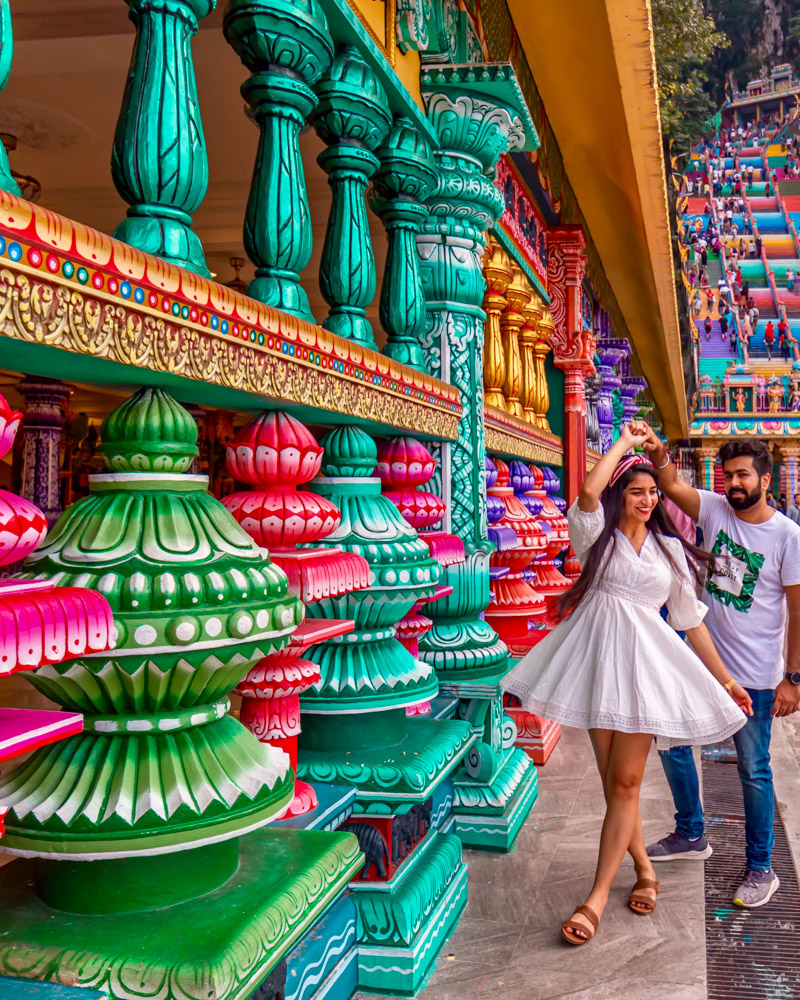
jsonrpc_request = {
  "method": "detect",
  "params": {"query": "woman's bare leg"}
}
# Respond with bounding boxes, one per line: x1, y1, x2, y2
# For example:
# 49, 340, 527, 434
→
563, 731, 654, 939
590, 731, 658, 913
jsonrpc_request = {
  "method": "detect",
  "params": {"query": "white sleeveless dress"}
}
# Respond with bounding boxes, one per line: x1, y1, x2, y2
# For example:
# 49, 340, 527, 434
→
503, 501, 747, 749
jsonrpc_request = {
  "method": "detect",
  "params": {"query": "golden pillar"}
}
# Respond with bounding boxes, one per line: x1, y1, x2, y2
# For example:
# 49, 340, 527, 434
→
780, 444, 800, 500
482, 238, 513, 409
532, 309, 555, 429
520, 293, 543, 424
501, 266, 529, 418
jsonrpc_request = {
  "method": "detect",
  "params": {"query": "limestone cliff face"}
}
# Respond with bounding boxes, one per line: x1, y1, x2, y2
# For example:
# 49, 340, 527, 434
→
750, 0, 788, 74
706, 0, 797, 97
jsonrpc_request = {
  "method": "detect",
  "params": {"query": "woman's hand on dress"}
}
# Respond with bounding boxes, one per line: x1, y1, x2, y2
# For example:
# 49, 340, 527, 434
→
728, 682, 754, 716
618, 421, 650, 449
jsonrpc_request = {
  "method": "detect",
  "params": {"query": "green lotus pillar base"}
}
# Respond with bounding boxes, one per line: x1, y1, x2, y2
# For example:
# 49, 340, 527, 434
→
353, 831, 468, 996
297, 712, 475, 815
0, 828, 362, 1000
435, 661, 539, 853
453, 746, 539, 852
297, 716, 474, 805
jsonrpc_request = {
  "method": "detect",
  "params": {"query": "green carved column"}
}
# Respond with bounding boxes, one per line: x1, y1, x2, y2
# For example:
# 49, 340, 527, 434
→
224, 0, 333, 321
370, 117, 436, 370
313, 46, 391, 345
416, 63, 540, 852
295, 425, 475, 995
0, 0, 19, 195
111, 0, 213, 276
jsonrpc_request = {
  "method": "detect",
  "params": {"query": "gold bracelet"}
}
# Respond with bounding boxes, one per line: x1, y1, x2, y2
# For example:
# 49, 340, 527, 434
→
724, 677, 737, 691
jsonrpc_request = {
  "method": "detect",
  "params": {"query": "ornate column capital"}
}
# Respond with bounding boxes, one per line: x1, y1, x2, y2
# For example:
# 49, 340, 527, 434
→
420, 63, 538, 169
547, 225, 594, 375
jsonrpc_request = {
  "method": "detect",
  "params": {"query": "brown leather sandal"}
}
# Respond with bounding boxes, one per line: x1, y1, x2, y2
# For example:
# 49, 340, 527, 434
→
628, 877, 661, 915
561, 904, 599, 944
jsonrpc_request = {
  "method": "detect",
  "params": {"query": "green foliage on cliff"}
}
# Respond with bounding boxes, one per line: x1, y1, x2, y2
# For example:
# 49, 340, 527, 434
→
651, 0, 729, 147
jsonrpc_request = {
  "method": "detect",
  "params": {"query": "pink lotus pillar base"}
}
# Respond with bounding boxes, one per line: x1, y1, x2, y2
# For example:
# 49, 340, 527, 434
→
236, 618, 354, 818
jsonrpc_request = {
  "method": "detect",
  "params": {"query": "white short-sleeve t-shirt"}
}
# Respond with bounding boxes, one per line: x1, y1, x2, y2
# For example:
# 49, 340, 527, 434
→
697, 490, 800, 688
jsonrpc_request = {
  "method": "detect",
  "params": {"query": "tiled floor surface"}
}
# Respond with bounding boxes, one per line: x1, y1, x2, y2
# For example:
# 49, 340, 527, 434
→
357, 727, 708, 1000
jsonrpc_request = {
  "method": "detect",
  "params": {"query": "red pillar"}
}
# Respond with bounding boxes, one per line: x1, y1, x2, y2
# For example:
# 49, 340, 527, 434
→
546, 226, 596, 506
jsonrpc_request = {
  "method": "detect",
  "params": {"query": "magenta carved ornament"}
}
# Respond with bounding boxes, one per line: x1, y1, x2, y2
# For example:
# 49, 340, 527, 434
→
224, 411, 369, 816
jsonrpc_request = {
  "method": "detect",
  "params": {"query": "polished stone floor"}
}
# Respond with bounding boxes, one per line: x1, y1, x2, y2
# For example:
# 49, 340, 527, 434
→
356, 717, 800, 1000
358, 727, 710, 1000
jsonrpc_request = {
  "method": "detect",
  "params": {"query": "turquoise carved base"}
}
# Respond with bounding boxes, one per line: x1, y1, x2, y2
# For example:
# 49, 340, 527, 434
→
453, 746, 539, 852
352, 831, 468, 996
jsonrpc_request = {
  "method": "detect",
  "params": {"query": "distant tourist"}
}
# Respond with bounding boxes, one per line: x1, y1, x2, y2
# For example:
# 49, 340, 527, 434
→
788, 269, 796, 292
705, 316, 713, 340
764, 321, 775, 359
645, 435, 800, 910
780, 325, 792, 362
504, 425, 748, 945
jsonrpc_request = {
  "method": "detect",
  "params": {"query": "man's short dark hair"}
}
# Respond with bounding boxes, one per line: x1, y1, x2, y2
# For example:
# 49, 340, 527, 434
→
718, 439, 772, 478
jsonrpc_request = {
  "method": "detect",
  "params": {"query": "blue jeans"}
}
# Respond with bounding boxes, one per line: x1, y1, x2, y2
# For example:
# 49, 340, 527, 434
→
658, 687, 775, 871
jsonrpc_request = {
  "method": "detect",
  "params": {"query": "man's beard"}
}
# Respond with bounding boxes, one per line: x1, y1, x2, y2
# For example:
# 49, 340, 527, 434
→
726, 485, 762, 510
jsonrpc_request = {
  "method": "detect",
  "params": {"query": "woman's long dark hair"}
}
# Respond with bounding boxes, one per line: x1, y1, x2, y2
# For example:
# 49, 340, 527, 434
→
556, 464, 714, 619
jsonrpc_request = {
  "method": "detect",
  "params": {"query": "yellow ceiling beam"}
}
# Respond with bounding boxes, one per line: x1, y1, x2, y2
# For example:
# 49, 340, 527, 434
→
507, 0, 687, 438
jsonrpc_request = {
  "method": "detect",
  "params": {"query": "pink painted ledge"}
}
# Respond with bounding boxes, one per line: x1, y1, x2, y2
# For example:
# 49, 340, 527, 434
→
0, 706, 83, 764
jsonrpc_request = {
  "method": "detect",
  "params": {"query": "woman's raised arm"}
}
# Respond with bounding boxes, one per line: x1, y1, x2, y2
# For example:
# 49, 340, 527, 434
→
578, 422, 651, 512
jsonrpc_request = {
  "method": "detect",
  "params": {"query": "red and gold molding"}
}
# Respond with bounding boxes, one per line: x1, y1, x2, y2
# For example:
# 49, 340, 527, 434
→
494, 153, 548, 296
0, 193, 462, 440
586, 447, 602, 469
484, 404, 563, 466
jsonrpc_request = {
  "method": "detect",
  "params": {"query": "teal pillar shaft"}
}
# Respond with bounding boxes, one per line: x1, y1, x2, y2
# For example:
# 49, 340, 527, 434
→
223, 0, 333, 322
242, 73, 317, 320
111, 0, 213, 276
318, 146, 379, 345
378, 210, 428, 368
0, 0, 19, 196
370, 118, 436, 371
313, 45, 391, 346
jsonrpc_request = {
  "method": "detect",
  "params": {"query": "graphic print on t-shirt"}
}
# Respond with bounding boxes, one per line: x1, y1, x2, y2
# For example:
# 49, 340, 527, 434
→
705, 529, 765, 613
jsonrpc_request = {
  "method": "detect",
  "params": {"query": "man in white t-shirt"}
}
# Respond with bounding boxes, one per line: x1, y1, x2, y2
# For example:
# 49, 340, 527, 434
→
643, 435, 800, 909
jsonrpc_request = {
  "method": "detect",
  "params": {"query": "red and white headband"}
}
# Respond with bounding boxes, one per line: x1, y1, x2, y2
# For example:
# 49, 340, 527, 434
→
610, 454, 654, 488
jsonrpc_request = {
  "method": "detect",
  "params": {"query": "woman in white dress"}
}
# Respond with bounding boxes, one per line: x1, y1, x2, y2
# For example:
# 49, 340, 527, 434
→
503, 422, 751, 945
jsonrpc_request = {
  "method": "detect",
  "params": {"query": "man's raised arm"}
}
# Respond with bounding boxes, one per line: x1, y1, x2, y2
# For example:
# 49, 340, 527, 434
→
643, 428, 701, 521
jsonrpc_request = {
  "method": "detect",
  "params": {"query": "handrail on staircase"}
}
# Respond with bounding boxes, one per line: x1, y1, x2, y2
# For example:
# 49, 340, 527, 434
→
718, 241, 746, 364
775, 179, 800, 258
